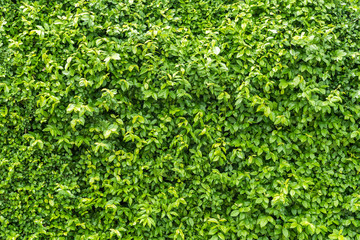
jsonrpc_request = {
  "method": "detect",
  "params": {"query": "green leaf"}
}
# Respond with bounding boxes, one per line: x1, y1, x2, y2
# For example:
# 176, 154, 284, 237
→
283, 228, 290, 239
258, 217, 268, 228
231, 210, 240, 217
213, 47, 221, 55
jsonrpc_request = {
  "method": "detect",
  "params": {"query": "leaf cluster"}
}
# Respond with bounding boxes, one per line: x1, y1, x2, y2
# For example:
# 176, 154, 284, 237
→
1, 0, 360, 239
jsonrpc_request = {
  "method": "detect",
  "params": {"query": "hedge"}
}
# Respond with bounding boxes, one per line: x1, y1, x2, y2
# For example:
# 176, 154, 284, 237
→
1, 0, 360, 239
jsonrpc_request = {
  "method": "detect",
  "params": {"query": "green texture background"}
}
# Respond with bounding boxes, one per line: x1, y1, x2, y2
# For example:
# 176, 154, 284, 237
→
1, 0, 360, 239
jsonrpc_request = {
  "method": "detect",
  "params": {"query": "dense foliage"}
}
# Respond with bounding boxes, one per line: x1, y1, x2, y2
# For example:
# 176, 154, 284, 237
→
1, 0, 360, 239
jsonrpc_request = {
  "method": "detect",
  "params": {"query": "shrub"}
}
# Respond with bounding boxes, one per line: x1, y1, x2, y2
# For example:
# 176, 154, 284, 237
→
1, 0, 360, 239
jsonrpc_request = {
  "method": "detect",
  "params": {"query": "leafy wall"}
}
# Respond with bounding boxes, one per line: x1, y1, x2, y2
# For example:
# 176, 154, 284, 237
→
1, 0, 360, 239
